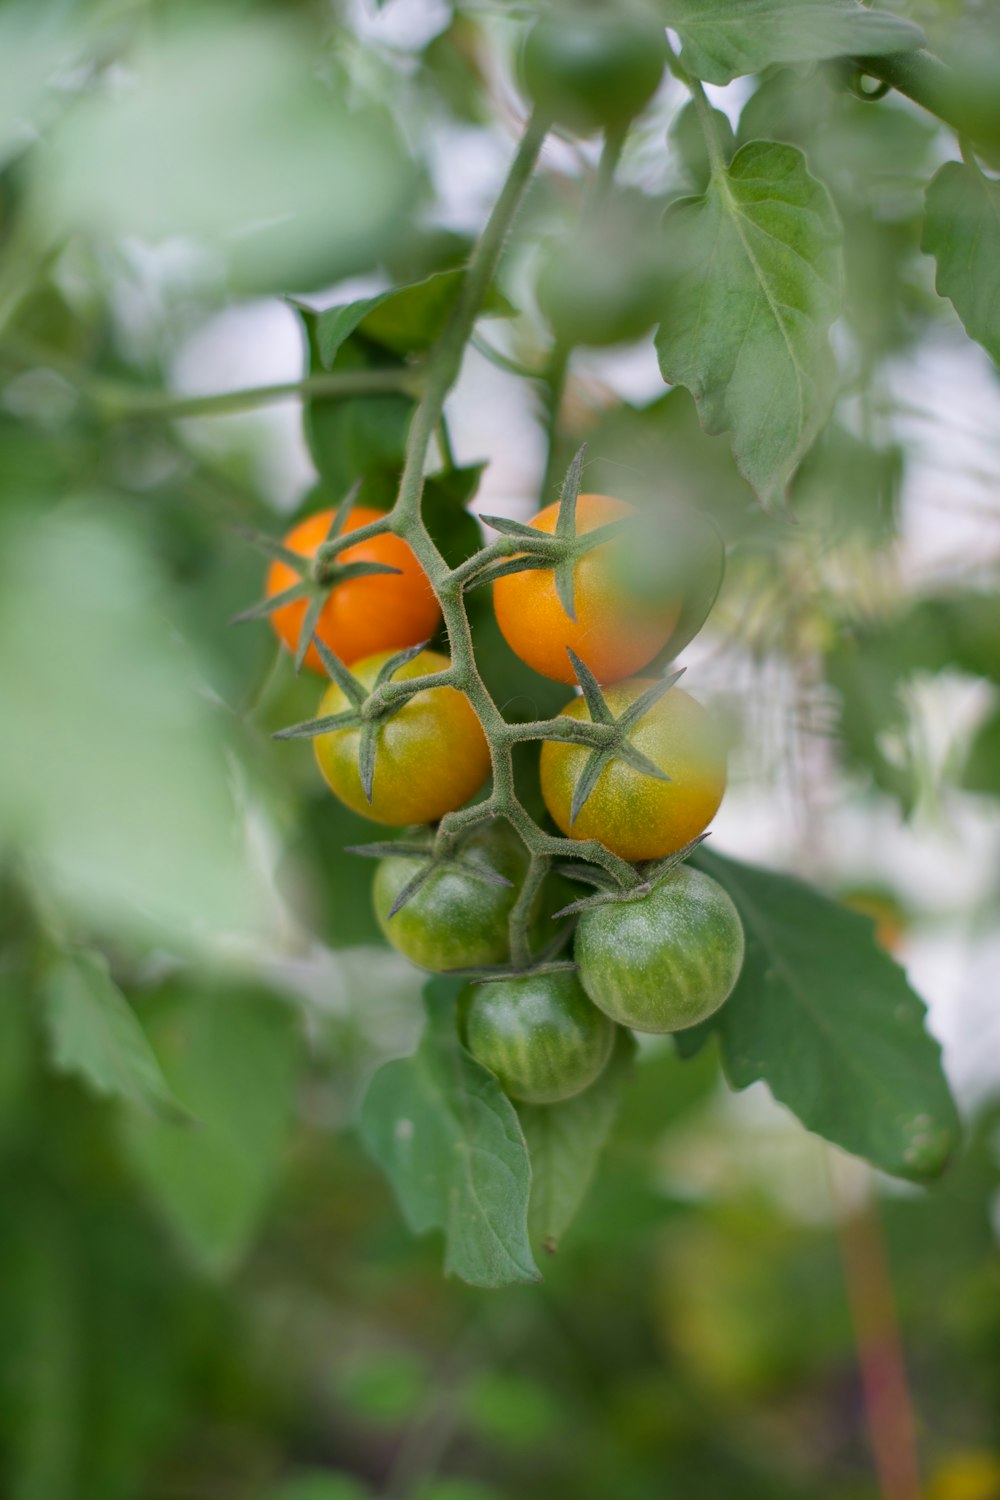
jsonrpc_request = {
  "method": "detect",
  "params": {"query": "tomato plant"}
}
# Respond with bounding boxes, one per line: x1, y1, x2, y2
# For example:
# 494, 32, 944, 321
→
373, 821, 531, 972
574, 865, 746, 1032
518, 13, 668, 136
492, 494, 681, 685
462, 969, 616, 1104
540, 680, 727, 862
312, 648, 491, 825
266, 504, 440, 674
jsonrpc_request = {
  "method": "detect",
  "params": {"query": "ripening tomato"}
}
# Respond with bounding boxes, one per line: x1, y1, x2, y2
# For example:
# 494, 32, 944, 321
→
267, 505, 440, 674
313, 649, 491, 826
463, 969, 616, 1104
492, 494, 680, 685
575, 865, 745, 1033
373, 822, 531, 972
540, 679, 727, 862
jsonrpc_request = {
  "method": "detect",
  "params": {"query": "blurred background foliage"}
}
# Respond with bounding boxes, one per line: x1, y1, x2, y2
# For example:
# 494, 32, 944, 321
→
0, 0, 998, 1497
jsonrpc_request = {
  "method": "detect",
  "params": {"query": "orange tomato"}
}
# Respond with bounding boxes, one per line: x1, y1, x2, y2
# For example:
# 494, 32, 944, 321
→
267, 506, 440, 674
540, 679, 726, 863
492, 494, 680, 685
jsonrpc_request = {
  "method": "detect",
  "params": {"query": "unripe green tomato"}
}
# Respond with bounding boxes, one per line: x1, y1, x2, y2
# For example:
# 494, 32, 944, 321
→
519, 13, 668, 136
536, 198, 667, 347
575, 865, 745, 1033
373, 823, 530, 973
463, 969, 616, 1104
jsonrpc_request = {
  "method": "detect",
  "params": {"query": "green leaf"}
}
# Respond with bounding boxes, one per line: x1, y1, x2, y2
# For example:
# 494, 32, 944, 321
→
359, 979, 540, 1288
518, 1031, 635, 1253
41, 951, 180, 1118
656, 142, 843, 510
422, 464, 486, 571
662, 0, 924, 86
0, 507, 266, 948
924, 161, 1000, 366
669, 98, 736, 190
307, 270, 513, 370
121, 982, 302, 1274
963, 705, 1000, 795
680, 849, 961, 1182
262, 1475, 372, 1500
38, 13, 415, 293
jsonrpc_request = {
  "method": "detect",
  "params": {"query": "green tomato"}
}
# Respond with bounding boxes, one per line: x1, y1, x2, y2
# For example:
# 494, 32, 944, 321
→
463, 969, 616, 1104
536, 193, 667, 348
373, 822, 529, 973
519, 13, 668, 137
574, 865, 745, 1033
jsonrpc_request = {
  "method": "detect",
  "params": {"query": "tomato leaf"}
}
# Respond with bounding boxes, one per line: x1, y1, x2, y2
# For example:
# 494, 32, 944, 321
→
303, 270, 513, 370
923, 161, 1000, 366
681, 849, 961, 1181
661, 0, 924, 86
121, 983, 302, 1274
41, 951, 181, 1118
656, 141, 842, 511
518, 1031, 636, 1254
359, 979, 540, 1288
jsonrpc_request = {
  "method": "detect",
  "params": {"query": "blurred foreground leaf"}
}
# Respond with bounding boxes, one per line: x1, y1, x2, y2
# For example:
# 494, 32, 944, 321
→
519, 1031, 636, 1254
360, 979, 539, 1288
42, 951, 180, 1118
680, 849, 961, 1180
924, 162, 1000, 365
0, 506, 268, 948
122, 982, 302, 1274
36, 11, 414, 292
661, 0, 924, 85
656, 142, 842, 509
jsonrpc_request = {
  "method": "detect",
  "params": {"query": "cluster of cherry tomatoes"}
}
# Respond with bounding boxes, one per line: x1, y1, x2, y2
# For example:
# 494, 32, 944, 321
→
260, 485, 744, 1110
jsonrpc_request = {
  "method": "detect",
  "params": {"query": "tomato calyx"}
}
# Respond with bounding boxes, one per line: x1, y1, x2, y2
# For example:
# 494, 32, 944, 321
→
553, 833, 711, 918
472, 445, 633, 618
347, 835, 514, 919
273, 637, 448, 804
557, 649, 685, 824
232, 484, 401, 673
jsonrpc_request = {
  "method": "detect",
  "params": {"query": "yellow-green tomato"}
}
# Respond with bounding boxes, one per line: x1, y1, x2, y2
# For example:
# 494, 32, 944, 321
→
373, 823, 529, 973
463, 969, 616, 1104
575, 865, 745, 1033
313, 649, 491, 826
540, 680, 727, 863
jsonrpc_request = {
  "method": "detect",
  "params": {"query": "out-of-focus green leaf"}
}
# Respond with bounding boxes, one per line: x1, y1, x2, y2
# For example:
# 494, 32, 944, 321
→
669, 99, 736, 191
680, 849, 961, 1181
461, 1370, 561, 1449
41, 952, 180, 1118
826, 592, 1000, 808
423, 464, 486, 571
661, 0, 924, 85
263, 1473, 372, 1500
337, 1348, 427, 1425
359, 979, 539, 1288
37, 12, 415, 292
122, 982, 302, 1275
308, 272, 512, 370
963, 705, 1000, 795
790, 424, 902, 540
0, 505, 268, 948
924, 162, 1000, 365
519, 1031, 635, 1254
656, 142, 843, 510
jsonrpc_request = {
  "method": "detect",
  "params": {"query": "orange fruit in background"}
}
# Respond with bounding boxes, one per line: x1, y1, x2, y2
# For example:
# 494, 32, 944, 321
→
540, 679, 727, 863
492, 494, 681, 685
266, 506, 440, 674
